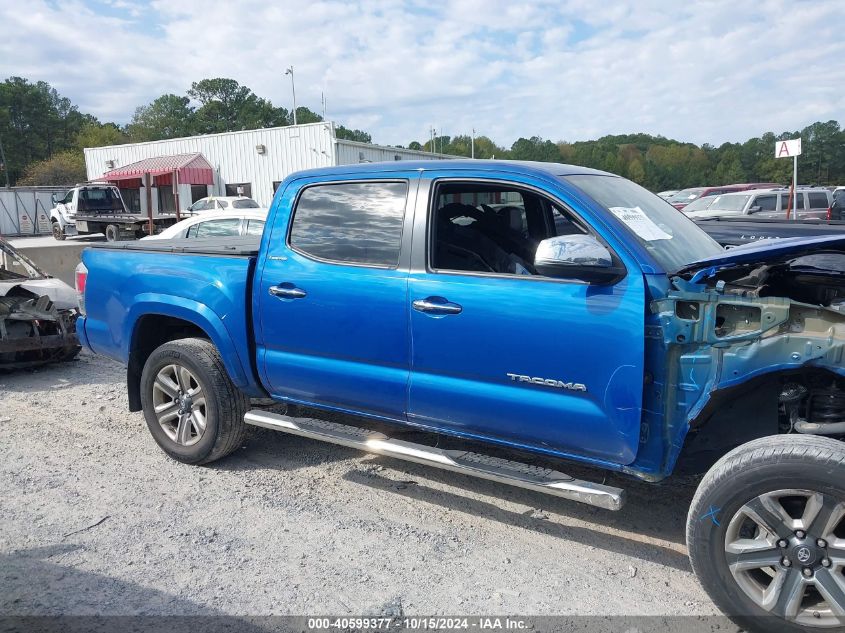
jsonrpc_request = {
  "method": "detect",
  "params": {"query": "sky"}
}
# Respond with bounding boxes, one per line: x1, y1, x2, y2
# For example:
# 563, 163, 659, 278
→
1, 0, 844, 148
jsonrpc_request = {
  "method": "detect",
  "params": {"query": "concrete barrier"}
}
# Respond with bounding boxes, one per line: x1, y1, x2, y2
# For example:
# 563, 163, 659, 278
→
14, 242, 90, 286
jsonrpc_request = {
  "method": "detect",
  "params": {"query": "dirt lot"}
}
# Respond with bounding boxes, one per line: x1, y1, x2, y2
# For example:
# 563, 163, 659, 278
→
0, 351, 718, 619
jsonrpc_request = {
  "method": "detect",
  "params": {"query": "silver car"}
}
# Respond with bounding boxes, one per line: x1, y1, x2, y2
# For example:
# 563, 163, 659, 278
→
684, 187, 833, 221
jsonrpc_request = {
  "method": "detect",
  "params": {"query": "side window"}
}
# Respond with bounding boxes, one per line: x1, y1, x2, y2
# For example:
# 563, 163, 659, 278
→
781, 193, 803, 210
193, 218, 242, 238
289, 181, 408, 267
62, 191, 75, 205
808, 192, 829, 209
430, 182, 585, 277
217, 200, 229, 209
245, 219, 265, 236
756, 195, 777, 211
188, 199, 208, 212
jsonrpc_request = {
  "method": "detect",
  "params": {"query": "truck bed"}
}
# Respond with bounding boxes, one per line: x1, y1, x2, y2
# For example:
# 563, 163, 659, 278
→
81, 237, 263, 396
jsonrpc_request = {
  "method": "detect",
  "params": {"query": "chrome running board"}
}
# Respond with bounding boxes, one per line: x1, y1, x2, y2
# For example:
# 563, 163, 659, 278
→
244, 409, 625, 511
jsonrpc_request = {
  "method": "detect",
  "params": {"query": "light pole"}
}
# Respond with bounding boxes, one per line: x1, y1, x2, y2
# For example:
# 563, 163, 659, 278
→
285, 66, 297, 125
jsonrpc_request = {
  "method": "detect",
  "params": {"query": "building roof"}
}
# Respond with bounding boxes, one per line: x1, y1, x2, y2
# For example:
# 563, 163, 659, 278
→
102, 153, 214, 184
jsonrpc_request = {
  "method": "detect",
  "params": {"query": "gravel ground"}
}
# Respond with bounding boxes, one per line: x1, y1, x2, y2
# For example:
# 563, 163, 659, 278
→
0, 351, 718, 618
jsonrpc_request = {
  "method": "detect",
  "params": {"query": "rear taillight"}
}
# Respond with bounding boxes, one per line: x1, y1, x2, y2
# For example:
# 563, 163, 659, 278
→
828, 207, 832, 221
75, 262, 87, 315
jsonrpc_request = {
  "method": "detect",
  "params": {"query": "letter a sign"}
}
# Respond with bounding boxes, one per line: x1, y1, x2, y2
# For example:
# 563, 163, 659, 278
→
776, 138, 802, 158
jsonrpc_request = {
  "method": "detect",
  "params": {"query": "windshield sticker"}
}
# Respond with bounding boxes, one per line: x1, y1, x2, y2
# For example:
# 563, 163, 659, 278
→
609, 206, 672, 241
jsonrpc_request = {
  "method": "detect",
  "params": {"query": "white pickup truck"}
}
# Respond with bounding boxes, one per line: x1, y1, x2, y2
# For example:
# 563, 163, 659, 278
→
50, 183, 181, 241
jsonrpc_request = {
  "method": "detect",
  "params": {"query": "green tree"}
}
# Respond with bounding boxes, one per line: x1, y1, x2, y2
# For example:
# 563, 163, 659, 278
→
336, 125, 371, 143
0, 76, 89, 183
127, 94, 196, 141
292, 106, 322, 125
713, 147, 746, 184
76, 122, 127, 149
509, 136, 560, 162
188, 78, 287, 133
17, 149, 86, 185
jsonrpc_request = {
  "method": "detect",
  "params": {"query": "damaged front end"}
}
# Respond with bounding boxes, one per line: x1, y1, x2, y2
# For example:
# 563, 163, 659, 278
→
651, 238, 845, 475
0, 238, 80, 370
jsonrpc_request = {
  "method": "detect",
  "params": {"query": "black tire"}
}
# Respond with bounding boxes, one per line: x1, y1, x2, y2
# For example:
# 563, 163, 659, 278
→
139, 337, 250, 465
52, 222, 65, 241
105, 224, 119, 242
687, 434, 845, 633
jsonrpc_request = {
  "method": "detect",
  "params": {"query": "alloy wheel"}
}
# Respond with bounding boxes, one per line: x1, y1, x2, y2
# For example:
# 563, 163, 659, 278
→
724, 488, 845, 627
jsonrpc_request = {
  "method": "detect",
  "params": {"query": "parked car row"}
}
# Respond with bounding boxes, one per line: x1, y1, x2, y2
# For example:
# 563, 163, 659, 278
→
683, 186, 834, 220
665, 183, 781, 209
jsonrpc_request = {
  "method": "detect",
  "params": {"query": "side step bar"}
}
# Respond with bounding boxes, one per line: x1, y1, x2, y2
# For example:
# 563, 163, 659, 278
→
244, 410, 625, 511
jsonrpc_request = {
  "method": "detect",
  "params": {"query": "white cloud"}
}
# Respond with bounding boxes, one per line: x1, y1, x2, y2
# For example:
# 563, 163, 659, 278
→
0, 0, 843, 147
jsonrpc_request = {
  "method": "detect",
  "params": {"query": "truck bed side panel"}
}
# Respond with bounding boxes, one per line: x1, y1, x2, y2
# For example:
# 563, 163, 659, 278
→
81, 246, 262, 395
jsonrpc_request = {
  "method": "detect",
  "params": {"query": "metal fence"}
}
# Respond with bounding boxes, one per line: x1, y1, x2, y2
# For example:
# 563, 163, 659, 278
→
0, 186, 66, 236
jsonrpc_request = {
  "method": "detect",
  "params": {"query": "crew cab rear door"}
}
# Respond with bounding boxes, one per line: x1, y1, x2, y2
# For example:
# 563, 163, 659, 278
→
406, 172, 646, 465
254, 172, 418, 419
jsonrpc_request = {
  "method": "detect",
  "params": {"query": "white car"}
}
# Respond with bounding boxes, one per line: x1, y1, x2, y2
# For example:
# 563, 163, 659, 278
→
185, 196, 264, 214
142, 210, 267, 240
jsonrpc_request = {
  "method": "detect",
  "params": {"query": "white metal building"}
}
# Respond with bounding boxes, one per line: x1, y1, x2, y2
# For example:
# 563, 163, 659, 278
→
83, 122, 453, 215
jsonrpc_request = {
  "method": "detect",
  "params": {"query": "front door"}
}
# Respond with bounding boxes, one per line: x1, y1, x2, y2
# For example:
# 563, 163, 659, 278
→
407, 176, 646, 464
256, 174, 417, 419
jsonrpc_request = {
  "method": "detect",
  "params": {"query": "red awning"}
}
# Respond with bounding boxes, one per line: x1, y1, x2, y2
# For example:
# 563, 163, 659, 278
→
102, 153, 214, 185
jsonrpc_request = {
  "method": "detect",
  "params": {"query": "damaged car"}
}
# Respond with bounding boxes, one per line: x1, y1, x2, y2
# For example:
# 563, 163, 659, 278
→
0, 237, 80, 369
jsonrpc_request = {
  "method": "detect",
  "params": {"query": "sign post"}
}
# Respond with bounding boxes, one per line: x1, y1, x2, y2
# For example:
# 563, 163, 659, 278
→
775, 138, 801, 220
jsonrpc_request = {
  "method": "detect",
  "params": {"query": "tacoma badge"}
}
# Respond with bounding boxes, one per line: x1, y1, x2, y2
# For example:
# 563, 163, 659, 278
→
506, 373, 587, 392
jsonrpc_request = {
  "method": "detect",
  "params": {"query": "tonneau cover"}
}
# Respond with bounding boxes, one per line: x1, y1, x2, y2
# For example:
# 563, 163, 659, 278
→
90, 236, 261, 257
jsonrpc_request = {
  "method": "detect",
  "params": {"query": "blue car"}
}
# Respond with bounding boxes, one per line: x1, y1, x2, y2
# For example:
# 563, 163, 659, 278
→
76, 161, 845, 632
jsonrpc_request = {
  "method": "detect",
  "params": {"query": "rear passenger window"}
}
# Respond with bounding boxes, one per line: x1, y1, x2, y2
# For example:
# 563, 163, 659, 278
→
756, 195, 777, 211
245, 219, 265, 236
808, 192, 829, 209
289, 182, 408, 267
192, 218, 242, 238
781, 193, 803, 210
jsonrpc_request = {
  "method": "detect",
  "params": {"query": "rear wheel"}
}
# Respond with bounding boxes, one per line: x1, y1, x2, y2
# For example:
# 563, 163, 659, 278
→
105, 224, 120, 242
688, 435, 845, 632
51, 222, 65, 241
140, 337, 250, 464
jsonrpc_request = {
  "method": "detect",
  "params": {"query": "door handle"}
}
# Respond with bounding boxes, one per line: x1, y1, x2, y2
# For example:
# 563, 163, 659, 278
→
269, 284, 307, 299
412, 296, 462, 315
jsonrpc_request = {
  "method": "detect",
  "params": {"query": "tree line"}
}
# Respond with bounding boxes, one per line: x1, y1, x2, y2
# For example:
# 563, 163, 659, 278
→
1, 75, 843, 190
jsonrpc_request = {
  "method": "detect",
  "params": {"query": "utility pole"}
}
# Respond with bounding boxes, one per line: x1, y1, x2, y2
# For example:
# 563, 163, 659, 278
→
321, 92, 326, 120
285, 66, 297, 125
0, 132, 10, 188
471, 128, 475, 159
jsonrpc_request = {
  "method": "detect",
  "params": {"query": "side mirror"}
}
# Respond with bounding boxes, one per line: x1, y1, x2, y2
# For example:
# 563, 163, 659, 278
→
534, 234, 625, 284
748, 205, 762, 214
51, 193, 59, 205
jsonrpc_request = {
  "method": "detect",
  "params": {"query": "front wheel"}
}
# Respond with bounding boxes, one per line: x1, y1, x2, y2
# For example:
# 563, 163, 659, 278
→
139, 337, 250, 465
52, 222, 65, 241
105, 224, 120, 242
688, 435, 845, 633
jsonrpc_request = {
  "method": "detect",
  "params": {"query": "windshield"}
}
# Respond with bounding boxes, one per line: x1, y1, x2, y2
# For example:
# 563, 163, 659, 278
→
0, 238, 46, 280
681, 196, 718, 213
667, 188, 704, 204
232, 198, 260, 209
694, 194, 751, 213
564, 175, 724, 272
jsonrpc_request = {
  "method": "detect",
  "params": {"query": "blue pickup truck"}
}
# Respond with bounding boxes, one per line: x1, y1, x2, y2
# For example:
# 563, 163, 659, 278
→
77, 161, 845, 632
